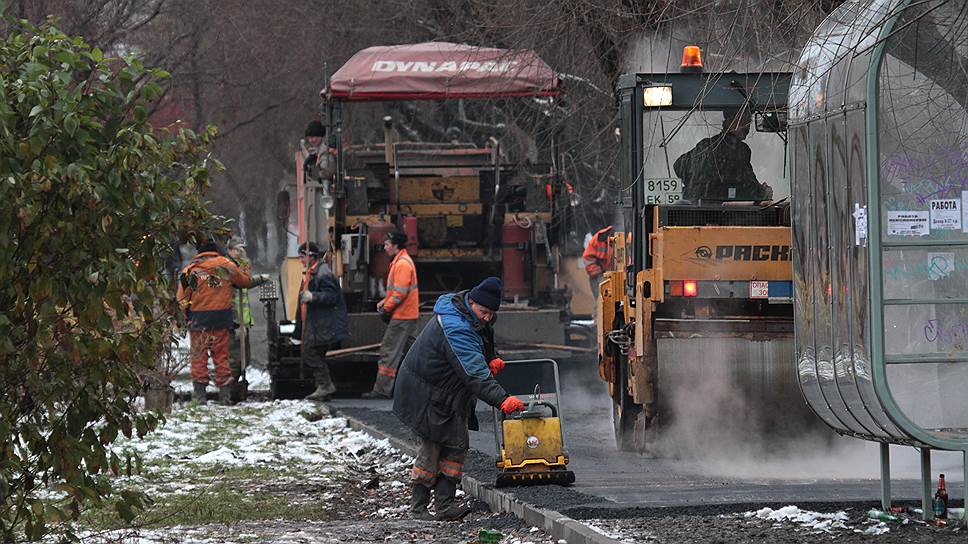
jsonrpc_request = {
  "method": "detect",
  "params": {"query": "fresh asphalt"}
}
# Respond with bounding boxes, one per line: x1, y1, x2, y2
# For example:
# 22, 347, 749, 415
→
330, 358, 965, 518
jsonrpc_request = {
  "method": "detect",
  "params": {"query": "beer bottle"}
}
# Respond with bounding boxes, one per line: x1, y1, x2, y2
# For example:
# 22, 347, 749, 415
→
934, 473, 949, 519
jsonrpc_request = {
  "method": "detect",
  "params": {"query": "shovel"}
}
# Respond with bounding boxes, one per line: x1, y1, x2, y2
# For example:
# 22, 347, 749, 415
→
237, 290, 249, 401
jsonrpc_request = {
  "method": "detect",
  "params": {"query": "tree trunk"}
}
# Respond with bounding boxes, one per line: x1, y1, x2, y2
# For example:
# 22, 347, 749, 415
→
144, 381, 174, 413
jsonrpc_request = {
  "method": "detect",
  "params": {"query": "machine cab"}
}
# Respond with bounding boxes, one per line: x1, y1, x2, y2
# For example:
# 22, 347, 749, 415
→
642, 105, 790, 206
631, 74, 791, 209
616, 54, 793, 282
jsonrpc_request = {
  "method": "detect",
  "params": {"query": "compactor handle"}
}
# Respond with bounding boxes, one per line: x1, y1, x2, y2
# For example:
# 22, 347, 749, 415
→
522, 400, 558, 418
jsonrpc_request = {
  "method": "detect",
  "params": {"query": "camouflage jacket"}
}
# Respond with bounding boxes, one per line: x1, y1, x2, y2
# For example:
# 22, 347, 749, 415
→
674, 132, 770, 202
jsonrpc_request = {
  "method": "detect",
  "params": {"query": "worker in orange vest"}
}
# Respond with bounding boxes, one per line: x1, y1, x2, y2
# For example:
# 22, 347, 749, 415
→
582, 225, 614, 300
363, 230, 419, 399
177, 240, 269, 405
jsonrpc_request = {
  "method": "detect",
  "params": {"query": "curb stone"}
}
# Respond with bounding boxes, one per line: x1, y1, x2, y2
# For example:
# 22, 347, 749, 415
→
337, 410, 623, 544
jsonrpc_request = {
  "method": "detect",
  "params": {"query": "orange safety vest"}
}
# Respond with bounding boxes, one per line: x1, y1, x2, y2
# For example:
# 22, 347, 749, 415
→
582, 226, 614, 277
177, 251, 255, 330
382, 249, 419, 320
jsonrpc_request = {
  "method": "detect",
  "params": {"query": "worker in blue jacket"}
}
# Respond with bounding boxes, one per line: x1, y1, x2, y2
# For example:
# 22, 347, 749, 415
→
392, 277, 525, 521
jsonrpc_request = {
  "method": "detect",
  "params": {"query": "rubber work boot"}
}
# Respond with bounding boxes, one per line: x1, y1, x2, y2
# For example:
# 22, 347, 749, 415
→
410, 483, 433, 521
229, 380, 245, 403
433, 477, 470, 521
218, 387, 234, 406
306, 383, 337, 402
192, 382, 207, 406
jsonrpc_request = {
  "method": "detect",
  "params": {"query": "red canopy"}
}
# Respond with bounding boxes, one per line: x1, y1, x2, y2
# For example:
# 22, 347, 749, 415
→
326, 42, 559, 102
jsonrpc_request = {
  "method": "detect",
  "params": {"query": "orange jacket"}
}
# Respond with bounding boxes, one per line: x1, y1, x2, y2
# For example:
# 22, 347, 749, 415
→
177, 251, 255, 330
382, 249, 419, 320
582, 226, 614, 277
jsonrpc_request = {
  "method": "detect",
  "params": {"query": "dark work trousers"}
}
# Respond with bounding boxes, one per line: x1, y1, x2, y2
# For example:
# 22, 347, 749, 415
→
372, 319, 417, 396
411, 437, 466, 487
301, 342, 336, 389
589, 274, 602, 301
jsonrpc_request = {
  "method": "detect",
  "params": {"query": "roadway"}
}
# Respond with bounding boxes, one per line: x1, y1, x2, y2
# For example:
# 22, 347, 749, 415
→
330, 354, 965, 514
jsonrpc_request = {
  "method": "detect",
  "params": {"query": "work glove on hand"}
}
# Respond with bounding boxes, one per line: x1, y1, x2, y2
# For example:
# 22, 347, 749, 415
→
488, 357, 505, 376
252, 274, 271, 286
500, 395, 526, 414
299, 291, 314, 303
378, 308, 392, 324
761, 184, 774, 201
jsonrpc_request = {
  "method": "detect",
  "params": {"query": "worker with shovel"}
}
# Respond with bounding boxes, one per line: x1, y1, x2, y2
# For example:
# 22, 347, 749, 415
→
295, 242, 350, 402
226, 236, 254, 403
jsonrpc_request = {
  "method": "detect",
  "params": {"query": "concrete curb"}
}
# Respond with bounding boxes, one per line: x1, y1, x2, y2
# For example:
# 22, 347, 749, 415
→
337, 410, 623, 544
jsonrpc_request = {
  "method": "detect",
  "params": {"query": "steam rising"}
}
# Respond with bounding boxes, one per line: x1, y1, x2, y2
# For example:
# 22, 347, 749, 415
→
651, 338, 964, 480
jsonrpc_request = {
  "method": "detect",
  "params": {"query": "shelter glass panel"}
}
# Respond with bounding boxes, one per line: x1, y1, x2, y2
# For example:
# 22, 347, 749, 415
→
811, 120, 869, 435
884, 247, 968, 300
830, 115, 886, 437
878, 4, 968, 244
846, 110, 903, 438
887, 362, 968, 435
875, 1, 968, 443
792, 124, 843, 431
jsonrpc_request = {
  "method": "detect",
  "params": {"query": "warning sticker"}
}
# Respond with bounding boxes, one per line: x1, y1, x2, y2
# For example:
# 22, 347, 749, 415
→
928, 252, 955, 280
887, 210, 929, 236
930, 199, 961, 230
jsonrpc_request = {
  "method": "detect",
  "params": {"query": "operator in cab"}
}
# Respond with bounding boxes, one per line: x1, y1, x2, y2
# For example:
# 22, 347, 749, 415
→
673, 107, 773, 204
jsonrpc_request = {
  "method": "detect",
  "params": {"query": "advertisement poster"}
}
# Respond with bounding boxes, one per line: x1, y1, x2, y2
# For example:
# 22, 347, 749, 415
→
887, 210, 929, 236
930, 199, 961, 230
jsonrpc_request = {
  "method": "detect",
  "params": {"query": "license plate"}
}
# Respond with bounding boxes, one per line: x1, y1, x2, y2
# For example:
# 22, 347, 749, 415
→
750, 280, 769, 298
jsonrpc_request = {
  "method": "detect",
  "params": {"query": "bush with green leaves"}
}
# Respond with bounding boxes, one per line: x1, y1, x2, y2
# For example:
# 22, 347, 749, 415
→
0, 18, 222, 542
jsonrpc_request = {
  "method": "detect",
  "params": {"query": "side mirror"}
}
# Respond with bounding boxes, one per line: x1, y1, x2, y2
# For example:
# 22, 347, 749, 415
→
755, 111, 788, 133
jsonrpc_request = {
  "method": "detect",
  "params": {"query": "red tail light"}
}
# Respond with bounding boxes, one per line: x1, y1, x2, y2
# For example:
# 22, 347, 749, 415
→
670, 281, 683, 297
683, 280, 698, 297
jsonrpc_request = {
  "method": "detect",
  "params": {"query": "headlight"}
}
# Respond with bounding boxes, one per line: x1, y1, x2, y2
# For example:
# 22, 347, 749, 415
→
643, 85, 672, 107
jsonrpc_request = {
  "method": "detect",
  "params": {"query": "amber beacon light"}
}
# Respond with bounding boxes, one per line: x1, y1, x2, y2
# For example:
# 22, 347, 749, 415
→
680, 45, 703, 73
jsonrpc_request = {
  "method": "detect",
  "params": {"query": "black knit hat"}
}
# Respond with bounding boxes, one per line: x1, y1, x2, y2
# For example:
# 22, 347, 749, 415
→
298, 241, 321, 256
469, 276, 503, 312
386, 230, 408, 249
198, 239, 223, 254
304, 120, 326, 138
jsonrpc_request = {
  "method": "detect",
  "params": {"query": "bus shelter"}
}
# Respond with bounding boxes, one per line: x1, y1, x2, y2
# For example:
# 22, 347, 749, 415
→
790, 0, 968, 520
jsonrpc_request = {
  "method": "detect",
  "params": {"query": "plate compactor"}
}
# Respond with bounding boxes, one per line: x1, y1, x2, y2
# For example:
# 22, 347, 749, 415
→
492, 359, 575, 487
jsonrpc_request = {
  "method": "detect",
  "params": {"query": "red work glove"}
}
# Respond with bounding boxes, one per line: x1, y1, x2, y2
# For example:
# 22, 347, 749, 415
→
488, 357, 505, 376
500, 396, 525, 414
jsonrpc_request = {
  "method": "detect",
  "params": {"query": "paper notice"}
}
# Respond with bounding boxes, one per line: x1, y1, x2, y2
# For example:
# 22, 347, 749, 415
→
853, 203, 867, 246
887, 210, 929, 236
930, 199, 961, 230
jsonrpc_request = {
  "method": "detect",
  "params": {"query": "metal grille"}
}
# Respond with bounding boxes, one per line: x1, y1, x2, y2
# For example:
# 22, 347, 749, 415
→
659, 205, 786, 227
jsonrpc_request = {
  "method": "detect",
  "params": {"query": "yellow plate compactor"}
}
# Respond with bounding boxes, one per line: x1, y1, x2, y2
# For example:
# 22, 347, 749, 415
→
493, 359, 575, 487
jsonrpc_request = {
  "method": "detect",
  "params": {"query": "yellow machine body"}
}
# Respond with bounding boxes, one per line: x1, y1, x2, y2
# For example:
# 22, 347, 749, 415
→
495, 411, 574, 486
498, 417, 568, 471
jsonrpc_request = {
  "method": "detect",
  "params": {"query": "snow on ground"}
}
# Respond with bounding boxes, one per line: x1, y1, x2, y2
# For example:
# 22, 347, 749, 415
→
115, 400, 410, 476
169, 332, 272, 394
45, 401, 415, 543
583, 505, 905, 543
745, 505, 850, 532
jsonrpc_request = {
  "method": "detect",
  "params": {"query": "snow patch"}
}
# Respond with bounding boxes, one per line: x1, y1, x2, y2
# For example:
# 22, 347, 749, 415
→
746, 505, 849, 532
